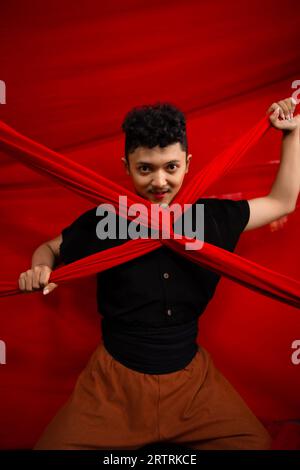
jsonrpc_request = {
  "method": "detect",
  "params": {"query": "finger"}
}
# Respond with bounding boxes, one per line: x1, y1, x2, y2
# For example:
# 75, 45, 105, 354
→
43, 283, 58, 295
25, 270, 33, 292
267, 102, 279, 114
290, 97, 297, 117
269, 111, 297, 130
276, 104, 285, 120
284, 98, 294, 118
18, 273, 26, 291
269, 107, 280, 124
39, 268, 51, 288
291, 97, 298, 117
278, 100, 290, 119
32, 266, 42, 289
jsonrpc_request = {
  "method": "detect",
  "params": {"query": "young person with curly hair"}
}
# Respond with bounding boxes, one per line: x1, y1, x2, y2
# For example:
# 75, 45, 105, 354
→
20, 98, 299, 450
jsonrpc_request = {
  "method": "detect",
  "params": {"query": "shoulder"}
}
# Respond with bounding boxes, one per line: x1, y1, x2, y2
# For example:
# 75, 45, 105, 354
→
195, 197, 250, 223
194, 197, 250, 251
59, 205, 128, 265
59, 207, 98, 263
70, 206, 98, 227
195, 196, 249, 210
61, 206, 103, 236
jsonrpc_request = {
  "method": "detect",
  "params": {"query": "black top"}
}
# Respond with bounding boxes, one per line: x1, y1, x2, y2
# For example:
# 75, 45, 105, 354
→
59, 197, 250, 374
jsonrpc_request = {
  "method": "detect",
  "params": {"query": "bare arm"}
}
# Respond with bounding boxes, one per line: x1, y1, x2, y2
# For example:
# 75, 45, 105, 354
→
31, 234, 62, 269
244, 98, 300, 232
19, 234, 62, 295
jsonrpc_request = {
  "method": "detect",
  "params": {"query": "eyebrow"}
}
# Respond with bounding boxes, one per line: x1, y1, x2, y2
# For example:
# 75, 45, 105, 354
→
136, 160, 181, 167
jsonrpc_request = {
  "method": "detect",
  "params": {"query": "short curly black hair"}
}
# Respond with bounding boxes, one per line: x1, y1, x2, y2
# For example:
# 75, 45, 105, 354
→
121, 102, 188, 161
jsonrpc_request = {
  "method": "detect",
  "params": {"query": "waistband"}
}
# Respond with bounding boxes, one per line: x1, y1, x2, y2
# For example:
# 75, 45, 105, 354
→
101, 318, 199, 374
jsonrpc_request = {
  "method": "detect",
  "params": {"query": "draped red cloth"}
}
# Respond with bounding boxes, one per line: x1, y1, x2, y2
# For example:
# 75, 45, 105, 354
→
0, 0, 300, 450
1, 117, 300, 311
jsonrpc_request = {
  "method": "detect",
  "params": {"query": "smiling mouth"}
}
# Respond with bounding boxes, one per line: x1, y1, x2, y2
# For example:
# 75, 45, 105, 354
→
150, 190, 169, 194
151, 192, 169, 200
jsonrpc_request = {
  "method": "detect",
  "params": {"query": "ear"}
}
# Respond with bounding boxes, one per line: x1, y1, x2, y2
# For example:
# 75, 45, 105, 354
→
185, 154, 192, 173
121, 156, 130, 175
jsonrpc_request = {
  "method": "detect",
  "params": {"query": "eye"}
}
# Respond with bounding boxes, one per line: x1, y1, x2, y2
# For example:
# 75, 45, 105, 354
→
138, 164, 178, 173
167, 164, 178, 171
138, 165, 151, 173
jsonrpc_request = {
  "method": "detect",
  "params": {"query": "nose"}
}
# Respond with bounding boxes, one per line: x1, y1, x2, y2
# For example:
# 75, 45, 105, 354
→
151, 171, 167, 189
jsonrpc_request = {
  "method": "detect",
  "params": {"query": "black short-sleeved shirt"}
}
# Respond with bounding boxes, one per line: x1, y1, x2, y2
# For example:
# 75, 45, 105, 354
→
59, 197, 250, 374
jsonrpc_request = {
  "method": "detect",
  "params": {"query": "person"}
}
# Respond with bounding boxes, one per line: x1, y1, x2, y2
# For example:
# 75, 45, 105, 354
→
19, 98, 299, 450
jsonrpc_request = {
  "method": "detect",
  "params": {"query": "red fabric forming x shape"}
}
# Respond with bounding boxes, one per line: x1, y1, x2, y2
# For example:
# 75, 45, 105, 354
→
0, 117, 300, 308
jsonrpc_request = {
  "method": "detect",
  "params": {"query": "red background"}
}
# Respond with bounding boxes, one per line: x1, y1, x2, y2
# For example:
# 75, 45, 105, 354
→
0, 0, 300, 449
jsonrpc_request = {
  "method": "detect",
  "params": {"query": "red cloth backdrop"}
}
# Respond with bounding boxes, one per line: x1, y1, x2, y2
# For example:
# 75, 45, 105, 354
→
0, 0, 300, 449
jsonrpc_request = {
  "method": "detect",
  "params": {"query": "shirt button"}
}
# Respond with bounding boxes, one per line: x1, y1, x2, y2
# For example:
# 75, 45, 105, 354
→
163, 272, 170, 279
167, 309, 172, 316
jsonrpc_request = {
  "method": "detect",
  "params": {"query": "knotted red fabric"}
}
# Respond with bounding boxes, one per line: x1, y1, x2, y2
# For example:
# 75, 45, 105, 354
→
0, 117, 299, 308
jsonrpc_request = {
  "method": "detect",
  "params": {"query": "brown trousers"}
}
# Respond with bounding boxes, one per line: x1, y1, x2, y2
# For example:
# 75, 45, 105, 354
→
34, 342, 271, 450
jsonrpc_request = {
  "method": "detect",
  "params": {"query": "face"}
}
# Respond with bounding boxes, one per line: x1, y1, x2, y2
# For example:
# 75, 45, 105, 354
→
121, 143, 192, 205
